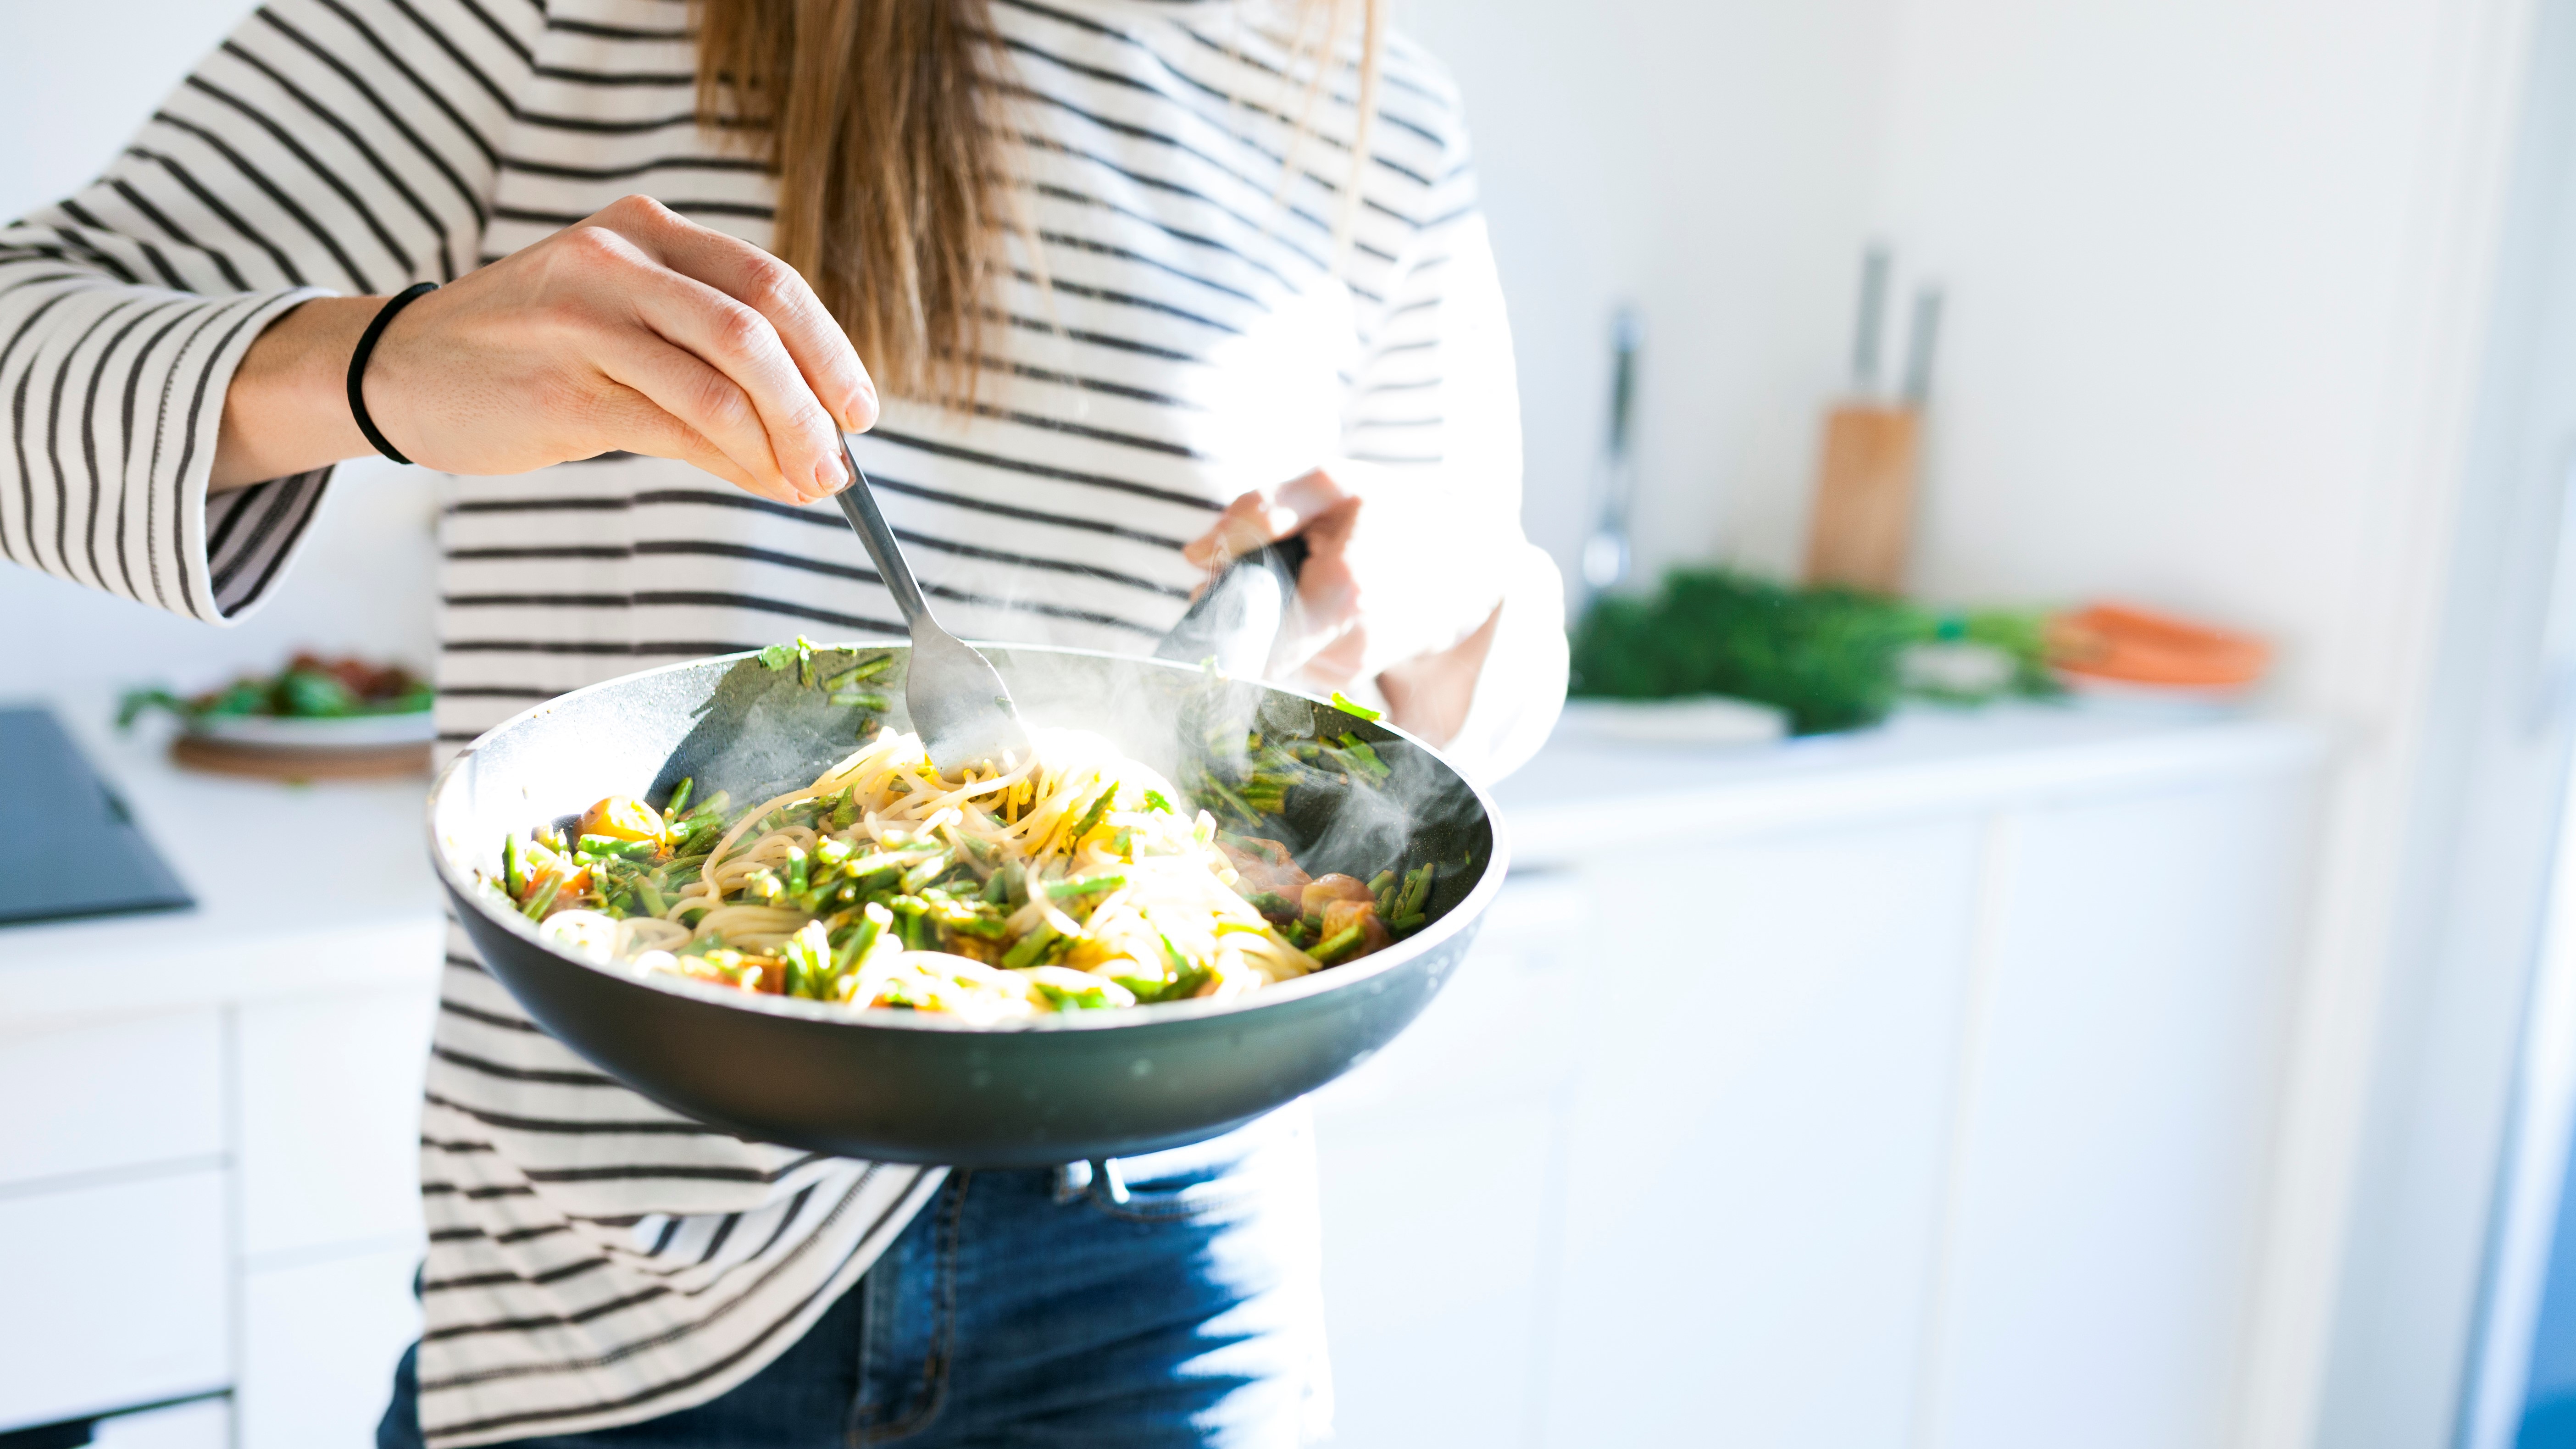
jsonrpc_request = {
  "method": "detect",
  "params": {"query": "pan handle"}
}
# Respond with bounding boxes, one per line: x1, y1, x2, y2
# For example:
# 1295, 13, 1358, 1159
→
1154, 535, 1310, 678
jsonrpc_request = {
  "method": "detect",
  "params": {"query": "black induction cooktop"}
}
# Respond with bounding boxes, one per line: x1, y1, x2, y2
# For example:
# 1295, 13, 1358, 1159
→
0, 706, 194, 927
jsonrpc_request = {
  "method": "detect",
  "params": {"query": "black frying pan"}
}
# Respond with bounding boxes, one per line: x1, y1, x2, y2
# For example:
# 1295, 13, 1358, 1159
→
427, 642, 1505, 1167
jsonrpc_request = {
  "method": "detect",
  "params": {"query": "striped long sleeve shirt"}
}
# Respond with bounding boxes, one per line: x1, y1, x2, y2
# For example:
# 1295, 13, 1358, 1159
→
0, 0, 1564, 1440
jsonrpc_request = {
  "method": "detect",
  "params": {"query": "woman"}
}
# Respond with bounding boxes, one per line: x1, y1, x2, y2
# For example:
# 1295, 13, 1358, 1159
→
0, 0, 1563, 1442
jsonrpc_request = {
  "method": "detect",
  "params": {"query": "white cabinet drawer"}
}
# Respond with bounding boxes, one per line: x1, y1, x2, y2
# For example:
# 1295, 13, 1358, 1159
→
0, 1171, 228, 1429
240, 1244, 421, 1449
0, 1010, 222, 1187
238, 987, 435, 1256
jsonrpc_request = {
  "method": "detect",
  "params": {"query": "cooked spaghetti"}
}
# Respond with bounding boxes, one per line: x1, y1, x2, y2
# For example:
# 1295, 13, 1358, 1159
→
488, 725, 1434, 1022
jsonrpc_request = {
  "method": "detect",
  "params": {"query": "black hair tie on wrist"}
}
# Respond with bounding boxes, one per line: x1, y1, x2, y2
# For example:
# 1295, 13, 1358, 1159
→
347, 281, 438, 466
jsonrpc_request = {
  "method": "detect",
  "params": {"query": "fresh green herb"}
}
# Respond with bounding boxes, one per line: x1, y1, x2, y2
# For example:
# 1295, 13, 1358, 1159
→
1566, 567, 2058, 733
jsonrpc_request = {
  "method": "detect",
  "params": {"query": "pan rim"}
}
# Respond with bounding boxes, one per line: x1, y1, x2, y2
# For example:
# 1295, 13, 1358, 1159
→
427, 642, 1511, 1036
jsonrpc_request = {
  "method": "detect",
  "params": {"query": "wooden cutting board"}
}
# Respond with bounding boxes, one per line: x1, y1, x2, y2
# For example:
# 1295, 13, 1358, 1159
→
1803, 401, 1921, 594
171, 735, 432, 781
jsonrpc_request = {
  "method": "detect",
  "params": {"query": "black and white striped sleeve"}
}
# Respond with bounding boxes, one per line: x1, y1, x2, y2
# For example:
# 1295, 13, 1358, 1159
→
0, 0, 535, 623
1339, 103, 1567, 781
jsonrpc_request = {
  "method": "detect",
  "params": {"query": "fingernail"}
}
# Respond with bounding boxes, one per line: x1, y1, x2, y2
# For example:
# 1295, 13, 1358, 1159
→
815, 456, 848, 496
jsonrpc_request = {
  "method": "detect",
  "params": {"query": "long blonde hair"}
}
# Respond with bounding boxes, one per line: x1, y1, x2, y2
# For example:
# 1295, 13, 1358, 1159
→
694, 0, 1386, 411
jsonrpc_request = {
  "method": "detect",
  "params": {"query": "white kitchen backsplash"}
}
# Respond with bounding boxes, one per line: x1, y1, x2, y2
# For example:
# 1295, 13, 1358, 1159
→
0, 461, 439, 703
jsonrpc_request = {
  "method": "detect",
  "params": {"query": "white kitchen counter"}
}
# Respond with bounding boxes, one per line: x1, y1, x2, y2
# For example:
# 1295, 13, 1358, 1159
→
1501, 698, 2327, 866
0, 694, 444, 1033
0, 694, 2326, 1027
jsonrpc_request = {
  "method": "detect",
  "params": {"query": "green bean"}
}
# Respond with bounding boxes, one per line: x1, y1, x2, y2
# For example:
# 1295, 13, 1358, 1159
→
1002, 922, 1058, 969
1047, 872, 1125, 900
503, 834, 527, 898
900, 851, 951, 894
663, 777, 694, 818
820, 655, 893, 692
834, 902, 892, 974
1398, 864, 1433, 920
1069, 787, 1115, 843
1310, 923, 1365, 963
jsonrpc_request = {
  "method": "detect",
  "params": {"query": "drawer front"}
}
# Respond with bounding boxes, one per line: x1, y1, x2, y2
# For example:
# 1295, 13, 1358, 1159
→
240, 1243, 422, 1449
0, 1171, 228, 1429
239, 987, 436, 1256
0, 1010, 223, 1187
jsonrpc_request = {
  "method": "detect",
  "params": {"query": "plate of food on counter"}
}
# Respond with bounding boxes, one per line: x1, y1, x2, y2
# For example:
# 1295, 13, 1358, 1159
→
119, 653, 435, 779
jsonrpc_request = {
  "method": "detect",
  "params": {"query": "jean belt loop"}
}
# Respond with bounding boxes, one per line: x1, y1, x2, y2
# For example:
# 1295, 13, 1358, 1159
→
1093, 1157, 1130, 1206
1053, 1160, 1093, 1203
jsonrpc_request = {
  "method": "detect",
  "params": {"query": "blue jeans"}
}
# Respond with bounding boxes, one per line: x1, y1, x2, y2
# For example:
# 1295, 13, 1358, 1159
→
377, 1108, 1326, 1447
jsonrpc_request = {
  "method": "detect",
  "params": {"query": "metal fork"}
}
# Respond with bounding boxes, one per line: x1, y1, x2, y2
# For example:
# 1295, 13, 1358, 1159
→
832, 436, 1030, 777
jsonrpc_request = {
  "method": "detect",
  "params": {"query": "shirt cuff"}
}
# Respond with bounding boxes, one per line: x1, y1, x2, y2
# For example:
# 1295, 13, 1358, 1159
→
1442, 541, 1568, 784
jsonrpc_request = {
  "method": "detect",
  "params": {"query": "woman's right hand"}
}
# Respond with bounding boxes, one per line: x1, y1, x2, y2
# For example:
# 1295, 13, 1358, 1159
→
213, 194, 873, 504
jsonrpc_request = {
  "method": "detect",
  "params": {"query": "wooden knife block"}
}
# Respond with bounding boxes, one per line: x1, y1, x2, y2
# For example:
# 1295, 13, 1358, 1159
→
1803, 402, 1921, 594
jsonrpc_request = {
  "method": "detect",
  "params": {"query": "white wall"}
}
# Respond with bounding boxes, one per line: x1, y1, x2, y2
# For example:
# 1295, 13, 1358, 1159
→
1853, 6, 2531, 1449
0, 0, 440, 702
1408, 3, 2533, 1448
1396, 0, 1897, 595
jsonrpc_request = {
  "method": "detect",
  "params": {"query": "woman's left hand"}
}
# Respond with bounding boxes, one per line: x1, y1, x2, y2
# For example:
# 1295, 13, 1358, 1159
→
1183, 466, 1509, 736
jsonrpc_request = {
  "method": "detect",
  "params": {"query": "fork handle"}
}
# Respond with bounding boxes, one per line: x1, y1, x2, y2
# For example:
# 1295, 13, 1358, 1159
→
833, 436, 933, 630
